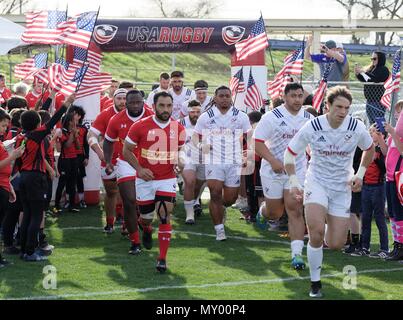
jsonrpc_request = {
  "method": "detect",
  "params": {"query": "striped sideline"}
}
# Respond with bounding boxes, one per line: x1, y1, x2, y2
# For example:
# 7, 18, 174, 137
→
5, 267, 403, 300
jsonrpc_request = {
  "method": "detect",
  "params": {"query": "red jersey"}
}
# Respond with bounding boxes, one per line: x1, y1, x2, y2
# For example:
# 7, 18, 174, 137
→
0, 88, 12, 103
105, 108, 154, 162
25, 91, 50, 110
59, 129, 78, 159
125, 115, 186, 180
75, 126, 89, 157
100, 95, 113, 112
0, 142, 11, 192
90, 105, 120, 166
364, 146, 386, 185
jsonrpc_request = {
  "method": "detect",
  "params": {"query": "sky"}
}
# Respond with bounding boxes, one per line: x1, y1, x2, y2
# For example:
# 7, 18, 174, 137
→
25, 0, 348, 19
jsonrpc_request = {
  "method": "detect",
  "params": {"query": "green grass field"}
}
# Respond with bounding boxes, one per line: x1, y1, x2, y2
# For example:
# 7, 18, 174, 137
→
1, 194, 402, 300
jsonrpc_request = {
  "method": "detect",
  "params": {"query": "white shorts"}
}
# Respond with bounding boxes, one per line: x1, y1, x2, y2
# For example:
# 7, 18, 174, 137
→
116, 158, 136, 184
136, 178, 177, 205
303, 178, 351, 218
101, 165, 117, 181
205, 164, 241, 188
261, 172, 305, 200
183, 163, 206, 181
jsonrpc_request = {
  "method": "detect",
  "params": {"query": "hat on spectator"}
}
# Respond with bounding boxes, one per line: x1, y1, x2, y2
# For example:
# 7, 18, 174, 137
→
325, 40, 337, 49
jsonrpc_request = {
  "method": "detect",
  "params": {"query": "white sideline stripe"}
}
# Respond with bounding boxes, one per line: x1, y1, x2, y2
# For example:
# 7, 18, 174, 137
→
6, 267, 403, 300
50, 226, 290, 245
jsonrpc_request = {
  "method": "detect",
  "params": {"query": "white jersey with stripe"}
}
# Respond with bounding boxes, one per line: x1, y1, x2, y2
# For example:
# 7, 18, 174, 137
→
253, 105, 313, 178
169, 87, 196, 120
146, 86, 168, 107
179, 116, 201, 164
288, 115, 373, 192
194, 106, 251, 165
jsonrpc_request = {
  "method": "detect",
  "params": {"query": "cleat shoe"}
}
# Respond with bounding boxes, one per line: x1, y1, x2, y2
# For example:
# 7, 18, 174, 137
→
142, 229, 153, 250
343, 244, 359, 254
385, 242, 403, 261
256, 209, 268, 231
216, 228, 227, 241
23, 252, 48, 262
68, 206, 80, 213
369, 250, 389, 259
79, 200, 87, 208
103, 225, 114, 234
291, 254, 306, 270
121, 228, 129, 237
0, 256, 11, 267
3, 246, 20, 255
128, 244, 142, 255
194, 203, 203, 217
309, 281, 323, 298
185, 218, 195, 225
156, 259, 167, 273
52, 206, 62, 215
350, 248, 370, 257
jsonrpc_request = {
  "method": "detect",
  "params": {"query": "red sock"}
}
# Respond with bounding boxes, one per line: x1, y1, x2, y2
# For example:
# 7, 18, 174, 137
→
106, 216, 115, 227
158, 224, 172, 261
129, 231, 140, 245
115, 203, 123, 218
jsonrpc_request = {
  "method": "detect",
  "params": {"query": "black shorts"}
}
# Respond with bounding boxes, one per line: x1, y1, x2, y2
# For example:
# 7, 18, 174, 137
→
350, 191, 362, 215
19, 171, 48, 202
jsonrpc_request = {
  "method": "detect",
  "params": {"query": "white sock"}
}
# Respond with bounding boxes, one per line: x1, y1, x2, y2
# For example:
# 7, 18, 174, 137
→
291, 240, 304, 258
214, 224, 224, 233
184, 200, 195, 220
307, 242, 323, 282
78, 193, 84, 201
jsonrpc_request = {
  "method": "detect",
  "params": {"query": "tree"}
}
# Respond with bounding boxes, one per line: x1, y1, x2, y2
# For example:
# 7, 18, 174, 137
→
152, 0, 220, 18
0, 0, 30, 14
335, 0, 403, 45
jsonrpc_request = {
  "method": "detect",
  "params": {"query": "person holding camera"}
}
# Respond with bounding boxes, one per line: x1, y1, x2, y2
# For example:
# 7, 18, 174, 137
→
355, 52, 390, 125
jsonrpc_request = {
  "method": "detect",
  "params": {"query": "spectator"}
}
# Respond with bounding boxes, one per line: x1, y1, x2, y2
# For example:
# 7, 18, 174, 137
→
355, 52, 390, 125
305, 37, 347, 85
13, 82, 30, 97
0, 74, 12, 107
6, 96, 28, 112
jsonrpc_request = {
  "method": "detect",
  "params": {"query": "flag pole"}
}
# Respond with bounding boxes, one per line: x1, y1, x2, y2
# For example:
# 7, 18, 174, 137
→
233, 66, 243, 106
75, 6, 101, 94
388, 47, 401, 126
300, 35, 306, 83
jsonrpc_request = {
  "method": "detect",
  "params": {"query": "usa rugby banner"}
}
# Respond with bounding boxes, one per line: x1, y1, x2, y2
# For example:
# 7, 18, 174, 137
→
93, 19, 258, 53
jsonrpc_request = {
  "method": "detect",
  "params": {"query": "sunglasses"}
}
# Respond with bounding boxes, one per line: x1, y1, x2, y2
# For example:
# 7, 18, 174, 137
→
371, 58, 378, 61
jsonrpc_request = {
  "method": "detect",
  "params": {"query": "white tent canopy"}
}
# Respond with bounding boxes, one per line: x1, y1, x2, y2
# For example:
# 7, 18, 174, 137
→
0, 16, 26, 55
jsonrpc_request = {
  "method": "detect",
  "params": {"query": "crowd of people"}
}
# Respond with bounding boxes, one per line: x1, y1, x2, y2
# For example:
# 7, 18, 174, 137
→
0, 63, 402, 299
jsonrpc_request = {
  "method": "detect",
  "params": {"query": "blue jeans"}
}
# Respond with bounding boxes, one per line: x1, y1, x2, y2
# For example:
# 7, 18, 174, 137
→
361, 184, 389, 251
366, 102, 386, 125
386, 181, 403, 221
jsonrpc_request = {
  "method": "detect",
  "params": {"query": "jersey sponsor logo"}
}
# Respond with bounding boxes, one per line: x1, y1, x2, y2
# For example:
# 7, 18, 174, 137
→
317, 135, 327, 143
209, 119, 216, 124
121, 123, 127, 128
127, 26, 214, 44
305, 191, 312, 200
141, 148, 176, 161
281, 129, 298, 139
221, 25, 245, 45
279, 121, 287, 127
94, 24, 118, 44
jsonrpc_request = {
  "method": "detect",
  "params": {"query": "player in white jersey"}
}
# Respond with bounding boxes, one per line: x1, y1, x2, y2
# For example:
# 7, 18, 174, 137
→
284, 86, 374, 298
180, 80, 213, 116
169, 70, 196, 120
146, 72, 170, 107
193, 86, 251, 241
178, 100, 205, 224
253, 83, 313, 270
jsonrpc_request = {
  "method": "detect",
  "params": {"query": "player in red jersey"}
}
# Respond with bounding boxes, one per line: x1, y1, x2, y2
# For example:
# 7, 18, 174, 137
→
100, 79, 119, 112
88, 88, 127, 233
104, 89, 153, 254
123, 91, 186, 272
25, 81, 50, 110
0, 74, 12, 107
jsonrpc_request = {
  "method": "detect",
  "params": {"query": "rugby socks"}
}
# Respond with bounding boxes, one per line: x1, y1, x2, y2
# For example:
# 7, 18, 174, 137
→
396, 220, 403, 244
184, 200, 195, 221
129, 231, 140, 245
351, 233, 360, 246
106, 216, 115, 227
307, 243, 323, 282
291, 240, 304, 258
158, 224, 172, 260
390, 218, 397, 242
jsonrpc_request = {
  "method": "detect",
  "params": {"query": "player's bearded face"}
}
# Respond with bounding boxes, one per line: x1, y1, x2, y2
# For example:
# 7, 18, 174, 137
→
284, 89, 304, 111
114, 95, 126, 111
171, 77, 183, 92
155, 97, 173, 121
189, 108, 201, 125
127, 94, 144, 117
214, 90, 232, 109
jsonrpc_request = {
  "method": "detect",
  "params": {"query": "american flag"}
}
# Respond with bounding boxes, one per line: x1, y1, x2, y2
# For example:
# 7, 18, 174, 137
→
47, 62, 80, 91
57, 64, 89, 97
381, 49, 401, 109
14, 53, 48, 79
75, 72, 112, 99
56, 11, 97, 49
235, 16, 269, 61
245, 72, 263, 111
312, 61, 335, 111
73, 46, 102, 73
229, 68, 245, 96
21, 10, 66, 44
267, 41, 305, 100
